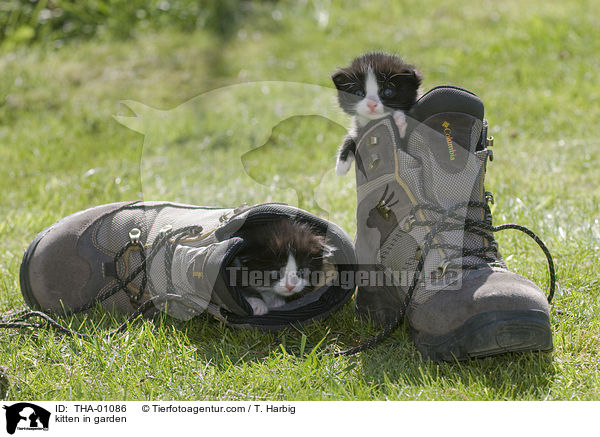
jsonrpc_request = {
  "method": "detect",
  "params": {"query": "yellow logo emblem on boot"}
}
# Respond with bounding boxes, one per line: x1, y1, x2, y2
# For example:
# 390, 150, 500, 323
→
442, 121, 456, 161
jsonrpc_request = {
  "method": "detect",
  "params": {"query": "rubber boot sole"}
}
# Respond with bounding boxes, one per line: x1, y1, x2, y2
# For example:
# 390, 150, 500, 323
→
411, 309, 553, 361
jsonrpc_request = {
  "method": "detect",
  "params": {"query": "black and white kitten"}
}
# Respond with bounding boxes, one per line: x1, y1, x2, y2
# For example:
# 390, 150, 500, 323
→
331, 52, 422, 175
233, 219, 333, 316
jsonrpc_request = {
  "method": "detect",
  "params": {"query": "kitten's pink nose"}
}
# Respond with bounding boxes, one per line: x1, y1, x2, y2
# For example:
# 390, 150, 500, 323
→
286, 275, 300, 291
366, 99, 378, 111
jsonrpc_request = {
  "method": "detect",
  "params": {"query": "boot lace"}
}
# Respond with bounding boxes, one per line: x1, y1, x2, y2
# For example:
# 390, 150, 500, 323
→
335, 194, 556, 356
0, 225, 205, 337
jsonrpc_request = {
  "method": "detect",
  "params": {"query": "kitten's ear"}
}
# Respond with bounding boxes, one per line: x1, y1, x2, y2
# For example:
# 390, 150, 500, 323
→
318, 240, 336, 259
410, 68, 423, 87
331, 70, 349, 89
324, 243, 336, 259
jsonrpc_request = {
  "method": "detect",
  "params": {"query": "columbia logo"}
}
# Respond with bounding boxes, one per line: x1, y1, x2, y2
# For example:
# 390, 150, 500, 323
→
442, 121, 456, 161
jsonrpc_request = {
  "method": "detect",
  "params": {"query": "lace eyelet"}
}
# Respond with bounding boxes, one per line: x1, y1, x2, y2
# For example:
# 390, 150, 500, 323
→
431, 260, 450, 279
233, 203, 248, 214
189, 225, 203, 235
369, 153, 381, 170
128, 228, 141, 244
402, 215, 416, 232
158, 225, 173, 236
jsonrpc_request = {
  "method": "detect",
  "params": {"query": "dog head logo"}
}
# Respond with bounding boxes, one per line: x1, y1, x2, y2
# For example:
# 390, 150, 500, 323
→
3, 403, 50, 434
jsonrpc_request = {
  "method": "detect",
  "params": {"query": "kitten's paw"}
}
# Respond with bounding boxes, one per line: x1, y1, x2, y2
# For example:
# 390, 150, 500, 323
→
393, 111, 408, 138
246, 297, 268, 316
335, 154, 353, 176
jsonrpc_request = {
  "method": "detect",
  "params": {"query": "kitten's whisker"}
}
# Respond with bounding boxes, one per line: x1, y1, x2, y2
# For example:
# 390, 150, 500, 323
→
388, 72, 413, 79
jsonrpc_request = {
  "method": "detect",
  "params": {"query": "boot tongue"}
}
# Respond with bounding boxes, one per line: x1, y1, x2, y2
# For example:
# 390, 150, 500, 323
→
170, 244, 212, 312
412, 114, 477, 171
153, 238, 246, 320
405, 88, 485, 210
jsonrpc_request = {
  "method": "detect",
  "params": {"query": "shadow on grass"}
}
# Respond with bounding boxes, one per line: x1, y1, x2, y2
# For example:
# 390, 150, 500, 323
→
170, 302, 556, 399
159, 313, 281, 367
9, 301, 554, 400
361, 346, 554, 398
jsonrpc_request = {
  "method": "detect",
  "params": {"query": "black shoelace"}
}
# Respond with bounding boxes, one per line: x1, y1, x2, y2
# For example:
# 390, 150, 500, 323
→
333, 197, 556, 356
0, 225, 204, 337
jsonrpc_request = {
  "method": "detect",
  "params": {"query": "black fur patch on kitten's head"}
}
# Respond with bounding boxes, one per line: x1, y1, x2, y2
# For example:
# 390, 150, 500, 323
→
331, 51, 422, 115
236, 219, 332, 278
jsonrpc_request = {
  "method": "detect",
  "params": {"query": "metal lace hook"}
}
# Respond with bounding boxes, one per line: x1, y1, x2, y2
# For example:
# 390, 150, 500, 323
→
128, 228, 141, 245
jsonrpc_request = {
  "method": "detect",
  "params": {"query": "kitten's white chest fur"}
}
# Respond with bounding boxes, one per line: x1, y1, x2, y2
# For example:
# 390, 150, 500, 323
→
246, 253, 310, 316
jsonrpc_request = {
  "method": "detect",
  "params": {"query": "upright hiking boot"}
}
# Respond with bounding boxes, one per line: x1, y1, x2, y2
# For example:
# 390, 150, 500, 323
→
20, 201, 356, 330
353, 85, 554, 361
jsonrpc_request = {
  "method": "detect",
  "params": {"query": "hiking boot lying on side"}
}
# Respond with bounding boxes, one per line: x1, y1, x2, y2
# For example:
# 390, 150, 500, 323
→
20, 201, 357, 330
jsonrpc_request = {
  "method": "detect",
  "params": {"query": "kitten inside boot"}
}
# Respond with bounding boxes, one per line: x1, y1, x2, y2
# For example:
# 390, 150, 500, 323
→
231, 218, 334, 315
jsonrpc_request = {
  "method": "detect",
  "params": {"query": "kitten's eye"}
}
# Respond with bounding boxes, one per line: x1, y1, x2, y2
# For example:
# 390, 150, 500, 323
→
381, 88, 394, 98
353, 89, 365, 98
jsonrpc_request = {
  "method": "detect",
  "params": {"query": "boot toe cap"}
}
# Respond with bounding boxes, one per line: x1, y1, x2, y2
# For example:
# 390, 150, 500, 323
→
408, 268, 553, 360
410, 268, 550, 336
20, 202, 132, 312
24, 228, 92, 312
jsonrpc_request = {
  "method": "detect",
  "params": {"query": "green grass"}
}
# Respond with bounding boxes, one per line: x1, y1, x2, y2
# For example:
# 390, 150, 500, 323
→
1, 0, 599, 400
